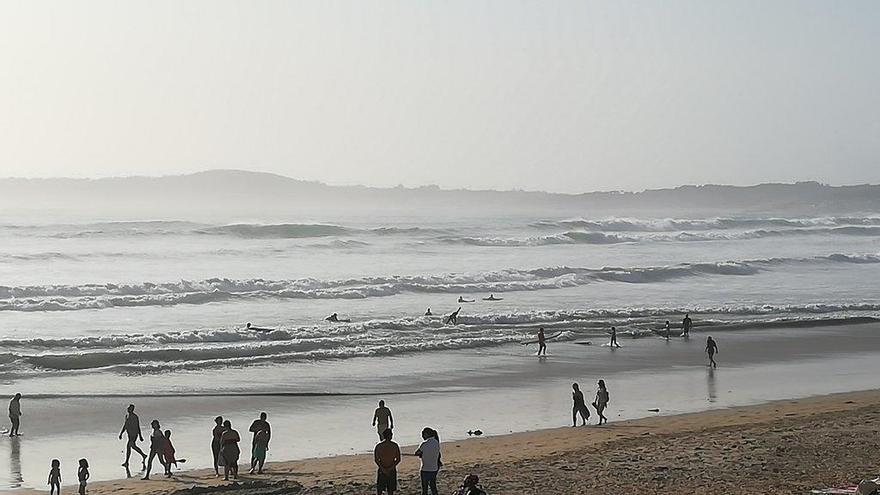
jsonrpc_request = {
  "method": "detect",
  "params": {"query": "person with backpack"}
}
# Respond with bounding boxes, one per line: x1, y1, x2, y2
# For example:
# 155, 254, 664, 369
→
593, 380, 610, 425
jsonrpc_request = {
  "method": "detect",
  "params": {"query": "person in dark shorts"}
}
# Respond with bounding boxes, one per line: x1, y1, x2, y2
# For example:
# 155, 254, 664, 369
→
374, 428, 401, 495
706, 336, 718, 368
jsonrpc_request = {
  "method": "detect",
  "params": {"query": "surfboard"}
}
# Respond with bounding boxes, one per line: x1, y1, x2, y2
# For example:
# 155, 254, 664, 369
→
601, 343, 623, 348
574, 341, 592, 346
520, 331, 563, 345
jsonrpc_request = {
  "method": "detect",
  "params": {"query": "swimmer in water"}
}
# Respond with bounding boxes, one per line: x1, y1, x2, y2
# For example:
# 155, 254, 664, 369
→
425, 308, 432, 316
444, 307, 461, 325
325, 313, 352, 323
483, 294, 503, 301
245, 323, 272, 333
458, 296, 475, 303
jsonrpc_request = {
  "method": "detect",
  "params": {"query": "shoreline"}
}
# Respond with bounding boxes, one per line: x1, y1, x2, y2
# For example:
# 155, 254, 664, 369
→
16, 389, 880, 495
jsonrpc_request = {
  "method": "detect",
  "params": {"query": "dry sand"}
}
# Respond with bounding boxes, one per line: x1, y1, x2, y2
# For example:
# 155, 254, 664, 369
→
17, 389, 880, 495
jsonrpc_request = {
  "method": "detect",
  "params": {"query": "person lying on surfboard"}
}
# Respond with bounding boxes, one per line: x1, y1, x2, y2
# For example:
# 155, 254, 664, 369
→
458, 296, 475, 303
325, 313, 352, 323
245, 323, 273, 332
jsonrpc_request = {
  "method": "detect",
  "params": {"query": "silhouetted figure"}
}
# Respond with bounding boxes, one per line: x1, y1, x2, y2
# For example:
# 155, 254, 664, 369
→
77, 459, 89, 495
211, 416, 224, 476
594, 379, 610, 425
374, 428, 401, 495
454, 474, 487, 495
444, 307, 461, 325
248, 412, 270, 472
246, 322, 272, 332
706, 336, 718, 368
664, 320, 671, 341
250, 427, 269, 474
8, 393, 21, 437
220, 420, 241, 481
325, 313, 351, 323
373, 400, 394, 440
458, 296, 474, 303
537, 327, 547, 356
163, 430, 178, 476
142, 419, 167, 480
483, 294, 502, 301
682, 313, 693, 337
610, 327, 620, 348
571, 383, 590, 427
119, 404, 147, 468
48, 459, 61, 495
415, 427, 442, 495
425, 308, 432, 316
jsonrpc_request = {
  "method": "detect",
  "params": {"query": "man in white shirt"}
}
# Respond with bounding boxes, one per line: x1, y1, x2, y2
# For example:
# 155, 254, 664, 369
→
8, 393, 21, 437
414, 427, 441, 495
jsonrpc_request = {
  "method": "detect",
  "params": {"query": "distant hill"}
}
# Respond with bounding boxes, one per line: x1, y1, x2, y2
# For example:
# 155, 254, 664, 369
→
1, 170, 878, 220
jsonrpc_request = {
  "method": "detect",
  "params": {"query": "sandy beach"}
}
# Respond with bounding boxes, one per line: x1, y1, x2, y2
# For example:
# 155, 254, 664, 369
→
14, 389, 879, 495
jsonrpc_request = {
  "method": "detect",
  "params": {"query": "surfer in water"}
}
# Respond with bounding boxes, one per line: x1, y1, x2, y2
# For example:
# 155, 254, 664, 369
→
325, 313, 351, 323
483, 294, 502, 301
245, 323, 272, 333
609, 327, 621, 348
425, 308, 432, 316
537, 327, 547, 356
444, 307, 461, 325
706, 336, 718, 368
458, 296, 474, 303
682, 313, 693, 337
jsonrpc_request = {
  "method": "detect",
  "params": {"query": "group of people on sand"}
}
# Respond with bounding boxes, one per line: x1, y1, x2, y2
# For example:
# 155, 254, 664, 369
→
571, 381, 610, 427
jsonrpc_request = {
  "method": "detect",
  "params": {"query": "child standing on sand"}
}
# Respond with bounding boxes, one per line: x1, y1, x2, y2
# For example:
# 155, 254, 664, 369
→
163, 429, 177, 476
48, 459, 61, 495
77, 459, 89, 495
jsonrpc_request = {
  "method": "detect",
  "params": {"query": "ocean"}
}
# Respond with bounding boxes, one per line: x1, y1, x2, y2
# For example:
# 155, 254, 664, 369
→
1, 210, 879, 488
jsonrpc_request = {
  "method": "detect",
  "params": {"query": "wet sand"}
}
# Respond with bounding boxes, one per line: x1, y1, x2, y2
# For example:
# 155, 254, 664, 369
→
15, 389, 880, 495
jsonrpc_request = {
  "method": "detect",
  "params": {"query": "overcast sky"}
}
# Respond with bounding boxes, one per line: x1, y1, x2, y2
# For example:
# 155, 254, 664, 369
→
1, 0, 878, 192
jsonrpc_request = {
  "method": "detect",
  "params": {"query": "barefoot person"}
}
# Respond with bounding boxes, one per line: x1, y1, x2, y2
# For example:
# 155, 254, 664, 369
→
211, 416, 224, 476
664, 320, 671, 341
248, 412, 271, 470
142, 420, 167, 480
219, 420, 241, 481
374, 428, 401, 495
537, 327, 547, 356
250, 427, 270, 474
48, 459, 61, 495
415, 427, 442, 495
682, 313, 693, 337
372, 400, 394, 440
609, 327, 621, 348
119, 404, 147, 468
706, 336, 719, 368
571, 383, 590, 427
8, 393, 22, 437
593, 379, 610, 425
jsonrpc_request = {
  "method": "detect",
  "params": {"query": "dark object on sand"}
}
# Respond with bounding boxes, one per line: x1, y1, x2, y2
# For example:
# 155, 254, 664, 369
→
468, 429, 483, 436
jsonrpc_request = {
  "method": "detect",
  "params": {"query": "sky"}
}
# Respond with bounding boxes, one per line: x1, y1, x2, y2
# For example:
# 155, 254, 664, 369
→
0, 0, 878, 193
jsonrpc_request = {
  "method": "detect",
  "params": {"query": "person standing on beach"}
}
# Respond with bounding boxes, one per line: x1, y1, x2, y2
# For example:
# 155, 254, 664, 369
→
77, 459, 89, 495
537, 328, 547, 356
48, 459, 61, 495
8, 393, 22, 437
610, 327, 621, 348
374, 428, 401, 495
250, 427, 270, 474
212, 416, 224, 476
373, 400, 394, 440
219, 420, 241, 481
593, 380, 610, 425
682, 313, 692, 337
415, 427, 442, 495
664, 320, 671, 341
142, 419, 167, 480
706, 336, 719, 368
571, 383, 590, 427
249, 412, 271, 451
119, 404, 147, 468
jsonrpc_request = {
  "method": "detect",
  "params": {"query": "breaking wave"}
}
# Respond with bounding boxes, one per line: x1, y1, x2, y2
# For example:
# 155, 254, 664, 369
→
530, 216, 880, 232
1, 253, 877, 312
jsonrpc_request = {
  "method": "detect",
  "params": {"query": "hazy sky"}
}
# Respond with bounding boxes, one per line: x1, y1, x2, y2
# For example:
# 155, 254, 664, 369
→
1, 1, 878, 192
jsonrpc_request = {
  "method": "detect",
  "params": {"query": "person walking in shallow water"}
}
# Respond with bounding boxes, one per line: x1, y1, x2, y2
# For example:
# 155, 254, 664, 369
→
119, 404, 147, 468
537, 327, 547, 356
609, 327, 621, 348
8, 393, 22, 437
142, 419, 167, 480
211, 416, 224, 476
706, 336, 719, 368
664, 320, 671, 341
373, 400, 394, 440
682, 313, 693, 337
571, 383, 590, 426
593, 380, 610, 425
